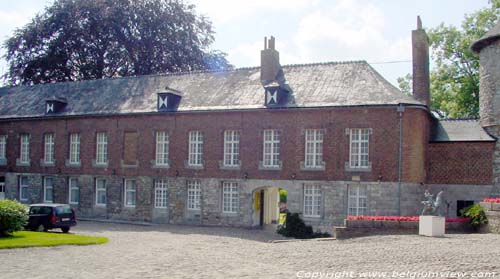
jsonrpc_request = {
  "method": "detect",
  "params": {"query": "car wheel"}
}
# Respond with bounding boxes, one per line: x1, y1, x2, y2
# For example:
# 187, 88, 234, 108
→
61, 227, 70, 233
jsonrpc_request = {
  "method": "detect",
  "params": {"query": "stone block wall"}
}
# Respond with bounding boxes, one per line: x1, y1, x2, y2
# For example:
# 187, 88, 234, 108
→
480, 202, 500, 234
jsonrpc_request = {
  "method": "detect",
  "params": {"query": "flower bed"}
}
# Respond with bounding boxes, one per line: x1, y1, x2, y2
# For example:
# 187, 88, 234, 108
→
346, 215, 469, 223
483, 198, 500, 203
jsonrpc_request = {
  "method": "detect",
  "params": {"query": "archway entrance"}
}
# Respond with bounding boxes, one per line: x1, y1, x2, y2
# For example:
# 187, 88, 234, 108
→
252, 187, 287, 228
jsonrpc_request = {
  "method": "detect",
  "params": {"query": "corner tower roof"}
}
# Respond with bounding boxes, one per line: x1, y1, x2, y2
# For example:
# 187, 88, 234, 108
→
471, 21, 500, 53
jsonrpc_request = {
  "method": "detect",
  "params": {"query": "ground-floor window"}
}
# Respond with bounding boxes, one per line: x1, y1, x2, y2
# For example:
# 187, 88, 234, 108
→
19, 176, 29, 201
68, 177, 79, 204
187, 180, 201, 210
124, 179, 137, 207
0, 176, 5, 200
43, 177, 53, 203
348, 184, 367, 216
95, 178, 106, 206
457, 200, 474, 217
154, 179, 168, 208
303, 184, 321, 217
222, 182, 239, 213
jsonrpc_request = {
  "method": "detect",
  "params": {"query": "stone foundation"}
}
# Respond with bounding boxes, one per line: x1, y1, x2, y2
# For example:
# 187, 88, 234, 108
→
480, 202, 500, 233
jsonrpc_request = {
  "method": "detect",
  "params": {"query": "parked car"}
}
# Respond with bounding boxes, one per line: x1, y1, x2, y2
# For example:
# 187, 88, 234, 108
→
26, 204, 77, 233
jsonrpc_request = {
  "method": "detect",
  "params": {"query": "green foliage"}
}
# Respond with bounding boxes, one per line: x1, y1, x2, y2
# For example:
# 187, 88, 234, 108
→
3, 0, 232, 85
277, 213, 331, 239
279, 189, 287, 203
460, 204, 488, 230
0, 200, 29, 237
398, 1, 500, 118
0, 231, 108, 249
397, 73, 412, 96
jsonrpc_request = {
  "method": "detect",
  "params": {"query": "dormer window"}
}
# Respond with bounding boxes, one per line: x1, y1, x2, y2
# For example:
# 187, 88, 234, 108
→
45, 97, 67, 115
264, 84, 289, 108
157, 92, 182, 112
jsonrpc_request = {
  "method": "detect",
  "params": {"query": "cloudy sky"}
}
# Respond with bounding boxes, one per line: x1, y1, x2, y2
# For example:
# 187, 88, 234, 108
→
0, 0, 491, 87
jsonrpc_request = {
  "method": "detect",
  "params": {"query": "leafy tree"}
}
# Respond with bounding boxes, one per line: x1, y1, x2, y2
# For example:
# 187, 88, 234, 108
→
398, 1, 499, 118
3, 0, 232, 85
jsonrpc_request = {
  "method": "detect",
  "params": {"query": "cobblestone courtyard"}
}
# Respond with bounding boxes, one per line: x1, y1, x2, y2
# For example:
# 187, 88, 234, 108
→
1, 221, 500, 278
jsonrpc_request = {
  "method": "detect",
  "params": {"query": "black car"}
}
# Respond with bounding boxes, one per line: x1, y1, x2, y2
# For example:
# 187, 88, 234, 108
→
27, 204, 77, 233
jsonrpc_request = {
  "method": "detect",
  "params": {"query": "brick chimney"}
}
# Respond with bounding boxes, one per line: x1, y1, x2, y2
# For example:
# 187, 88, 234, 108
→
261, 36, 281, 85
412, 16, 430, 107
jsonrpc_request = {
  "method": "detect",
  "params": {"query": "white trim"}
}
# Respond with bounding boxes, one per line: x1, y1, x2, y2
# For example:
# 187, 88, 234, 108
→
222, 182, 239, 213
187, 180, 201, 211
124, 179, 136, 208
68, 177, 79, 205
188, 131, 203, 167
69, 133, 81, 164
262, 129, 280, 168
223, 130, 240, 167
95, 132, 108, 165
348, 184, 368, 216
43, 177, 53, 203
154, 179, 168, 208
303, 184, 321, 218
19, 176, 29, 202
44, 133, 55, 164
304, 129, 324, 168
0, 135, 7, 160
19, 134, 30, 164
95, 178, 107, 206
155, 131, 169, 166
349, 128, 370, 169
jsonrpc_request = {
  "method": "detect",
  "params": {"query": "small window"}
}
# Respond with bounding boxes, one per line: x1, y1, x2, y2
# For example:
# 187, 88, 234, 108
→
19, 176, 29, 201
223, 130, 240, 167
124, 179, 137, 207
68, 178, 79, 204
69, 133, 81, 164
44, 133, 55, 164
44, 177, 54, 203
187, 180, 201, 211
349, 128, 370, 169
0, 135, 7, 160
155, 131, 169, 166
263, 129, 280, 168
303, 184, 321, 217
154, 179, 168, 208
222, 182, 239, 213
19, 134, 30, 164
96, 132, 108, 165
304, 129, 324, 168
348, 184, 368, 216
95, 178, 106, 206
188, 131, 203, 167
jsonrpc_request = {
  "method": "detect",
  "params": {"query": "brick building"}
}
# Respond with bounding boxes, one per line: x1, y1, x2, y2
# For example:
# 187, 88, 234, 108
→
0, 19, 498, 232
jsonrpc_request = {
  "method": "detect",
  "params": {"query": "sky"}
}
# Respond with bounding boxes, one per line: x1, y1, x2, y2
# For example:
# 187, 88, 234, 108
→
0, 0, 492, 87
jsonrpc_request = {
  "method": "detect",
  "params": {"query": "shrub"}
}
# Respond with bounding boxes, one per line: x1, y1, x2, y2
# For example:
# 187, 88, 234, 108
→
279, 189, 287, 203
277, 213, 331, 239
0, 200, 29, 237
460, 204, 488, 231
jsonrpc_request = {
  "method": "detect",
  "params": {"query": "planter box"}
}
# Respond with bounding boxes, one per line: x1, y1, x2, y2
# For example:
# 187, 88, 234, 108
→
419, 216, 445, 237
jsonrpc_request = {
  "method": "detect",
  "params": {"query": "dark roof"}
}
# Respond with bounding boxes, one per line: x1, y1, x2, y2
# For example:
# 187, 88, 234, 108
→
431, 119, 496, 142
0, 61, 422, 119
471, 21, 500, 53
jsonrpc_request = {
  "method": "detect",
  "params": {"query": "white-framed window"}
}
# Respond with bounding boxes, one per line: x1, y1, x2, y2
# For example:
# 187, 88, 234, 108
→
304, 129, 324, 168
95, 178, 107, 206
154, 179, 169, 208
96, 132, 108, 165
43, 177, 53, 203
349, 128, 370, 168
348, 185, 368, 216
69, 133, 81, 164
0, 135, 6, 160
303, 184, 321, 217
124, 179, 136, 207
187, 180, 201, 210
188, 131, 203, 166
44, 133, 55, 164
68, 177, 79, 205
223, 130, 240, 167
222, 182, 239, 213
20, 134, 30, 164
263, 129, 280, 167
155, 131, 169, 166
19, 176, 29, 201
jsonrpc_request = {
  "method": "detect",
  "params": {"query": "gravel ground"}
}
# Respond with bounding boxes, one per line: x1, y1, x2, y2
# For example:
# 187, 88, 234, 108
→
1, 221, 500, 279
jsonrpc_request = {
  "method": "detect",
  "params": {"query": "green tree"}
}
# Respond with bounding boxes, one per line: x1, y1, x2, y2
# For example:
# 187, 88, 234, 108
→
398, 1, 499, 118
3, 0, 232, 86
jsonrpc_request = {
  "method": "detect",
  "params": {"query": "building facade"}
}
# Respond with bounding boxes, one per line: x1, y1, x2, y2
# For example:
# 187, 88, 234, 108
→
0, 20, 498, 232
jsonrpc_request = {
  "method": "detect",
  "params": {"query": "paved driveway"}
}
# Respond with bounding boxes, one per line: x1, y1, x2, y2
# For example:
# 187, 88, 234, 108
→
1, 221, 500, 278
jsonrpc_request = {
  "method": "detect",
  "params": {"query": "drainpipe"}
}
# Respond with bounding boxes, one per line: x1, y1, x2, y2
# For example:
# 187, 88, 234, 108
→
397, 104, 405, 216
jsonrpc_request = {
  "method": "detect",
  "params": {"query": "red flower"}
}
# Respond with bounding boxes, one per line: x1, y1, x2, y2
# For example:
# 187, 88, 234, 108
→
346, 215, 470, 223
484, 198, 500, 203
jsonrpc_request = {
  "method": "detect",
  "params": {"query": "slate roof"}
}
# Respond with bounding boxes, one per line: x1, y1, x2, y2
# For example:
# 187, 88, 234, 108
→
0, 60, 423, 119
471, 21, 500, 53
431, 119, 496, 142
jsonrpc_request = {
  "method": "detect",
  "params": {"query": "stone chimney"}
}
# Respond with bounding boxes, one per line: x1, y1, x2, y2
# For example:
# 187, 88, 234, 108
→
412, 16, 430, 107
261, 36, 281, 85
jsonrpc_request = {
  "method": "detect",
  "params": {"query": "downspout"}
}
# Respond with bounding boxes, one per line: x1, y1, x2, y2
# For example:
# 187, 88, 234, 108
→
397, 104, 405, 216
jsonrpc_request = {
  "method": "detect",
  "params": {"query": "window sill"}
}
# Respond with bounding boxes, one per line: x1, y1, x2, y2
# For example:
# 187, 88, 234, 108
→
184, 160, 204, 170
123, 205, 136, 209
345, 162, 372, 172
218, 161, 240, 170
16, 159, 30, 167
0, 158, 6, 166
121, 160, 138, 168
92, 160, 108, 168
300, 162, 325, 171
258, 160, 282, 171
95, 204, 106, 207
65, 160, 81, 168
151, 160, 170, 169
40, 159, 56, 167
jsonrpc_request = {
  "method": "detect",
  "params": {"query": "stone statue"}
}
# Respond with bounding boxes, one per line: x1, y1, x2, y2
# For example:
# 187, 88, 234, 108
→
421, 190, 445, 217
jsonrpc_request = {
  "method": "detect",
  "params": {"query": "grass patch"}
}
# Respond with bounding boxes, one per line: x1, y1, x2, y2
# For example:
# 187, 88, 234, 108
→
0, 231, 108, 249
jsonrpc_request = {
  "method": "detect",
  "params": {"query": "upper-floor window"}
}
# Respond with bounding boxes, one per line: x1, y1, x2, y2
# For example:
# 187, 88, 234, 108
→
187, 180, 201, 211
95, 178, 106, 206
303, 184, 321, 218
349, 128, 370, 169
68, 177, 79, 205
44, 133, 55, 164
96, 132, 108, 165
155, 131, 169, 166
223, 130, 240, 167
222, 182, 239, 213
188, 131, 203, 167
154, 179, 168, 208
43, 177, 53, 203
124, 179, 137, 207
0, 135, 6, 161
19, 134, 30, 164
348, 184, 368, 216
262, 129, 281, 168
304, 129, 324, 168
69, 133, 81, 164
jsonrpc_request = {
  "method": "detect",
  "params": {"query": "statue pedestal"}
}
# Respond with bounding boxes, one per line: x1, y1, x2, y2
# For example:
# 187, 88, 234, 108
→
419, 216, 445, 237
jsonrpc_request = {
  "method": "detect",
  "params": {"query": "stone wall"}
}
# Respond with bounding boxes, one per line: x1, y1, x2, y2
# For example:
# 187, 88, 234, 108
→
480, 202, 500, 234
